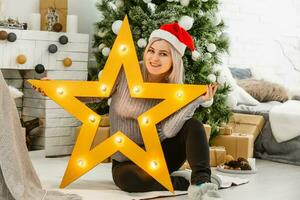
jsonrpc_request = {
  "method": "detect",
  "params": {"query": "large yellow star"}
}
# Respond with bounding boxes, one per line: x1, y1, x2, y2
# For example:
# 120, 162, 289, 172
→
28, 16, 207, 192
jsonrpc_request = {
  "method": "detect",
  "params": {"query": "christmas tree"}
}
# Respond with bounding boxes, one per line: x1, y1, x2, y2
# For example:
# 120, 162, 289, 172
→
90, 0, 232, 140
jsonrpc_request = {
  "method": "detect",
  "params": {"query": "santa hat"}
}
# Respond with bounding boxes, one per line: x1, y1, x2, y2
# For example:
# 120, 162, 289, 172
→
149, 23, 200, 60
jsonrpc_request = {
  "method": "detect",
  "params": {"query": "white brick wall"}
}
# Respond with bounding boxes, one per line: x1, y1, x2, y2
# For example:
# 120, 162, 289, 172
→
219, 0, 300, 95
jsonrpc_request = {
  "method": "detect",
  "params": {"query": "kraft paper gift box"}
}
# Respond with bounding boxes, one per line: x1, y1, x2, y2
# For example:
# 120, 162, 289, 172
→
99, 114, 110, 127
40, 0, 68, 32
203, 124, 211, 141
209, 146, 226, 167
179, 146, 226, 169
228, 113, 265, 140
75, 126, 111, 163
211, 133, 254, 159
219, 125, 233, 135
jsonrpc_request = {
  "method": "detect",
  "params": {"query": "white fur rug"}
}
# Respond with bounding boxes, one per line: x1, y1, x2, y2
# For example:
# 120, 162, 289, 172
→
30, 150, 187, 200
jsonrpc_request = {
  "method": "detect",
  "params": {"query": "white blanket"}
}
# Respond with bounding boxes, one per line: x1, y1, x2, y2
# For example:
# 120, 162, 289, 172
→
270, 100, 300, 143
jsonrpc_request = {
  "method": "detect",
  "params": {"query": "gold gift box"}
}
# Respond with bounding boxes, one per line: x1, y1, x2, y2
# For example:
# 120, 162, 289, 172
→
180, 146, 226, 169
209, 146, 226, 167
228, 113, 265, 140
75, 115, 111, 163
212, 133, 254, 159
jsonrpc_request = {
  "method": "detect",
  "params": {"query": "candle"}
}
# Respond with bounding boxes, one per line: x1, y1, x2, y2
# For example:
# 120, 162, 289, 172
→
29, 13, 41, 30
67, 15, 78, 33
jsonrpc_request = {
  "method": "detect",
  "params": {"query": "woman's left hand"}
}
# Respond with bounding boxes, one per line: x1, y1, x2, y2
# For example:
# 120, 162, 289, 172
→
202, 83, 218, 101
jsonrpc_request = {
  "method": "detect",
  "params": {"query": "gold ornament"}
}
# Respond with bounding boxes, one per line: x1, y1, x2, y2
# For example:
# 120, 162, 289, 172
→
16, 54, 27, 64
63, 57, 72, 67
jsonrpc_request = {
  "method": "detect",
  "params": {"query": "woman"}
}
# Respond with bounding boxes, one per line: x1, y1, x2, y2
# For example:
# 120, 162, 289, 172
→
108, 23, 221, 200
38, 23, 221, 200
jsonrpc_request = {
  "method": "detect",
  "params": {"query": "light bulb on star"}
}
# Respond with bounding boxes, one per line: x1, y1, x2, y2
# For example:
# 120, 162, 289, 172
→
89, 115, 96, 123
115, 136, 123, 144
133, 85, 142, 94
119, 44, 128, 54
142, 117, 150, 125
56, 88, 64, 95
176, 90, 184, 99
150, 161, 159, 170
100, 84, 108, 93
77, 159, 85, 167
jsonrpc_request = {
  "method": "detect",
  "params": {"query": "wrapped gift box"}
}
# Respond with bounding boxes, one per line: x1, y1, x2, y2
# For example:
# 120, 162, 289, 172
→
100, 115, 110, 127
75, 126, 111, 163
228, 113, 265, 140
219, 125, 233, 135
203, 124, 211, 141
40, 0, 68, 32
209, 146, 226, 167
211, 133, 254, 159
180, 146, 226, 169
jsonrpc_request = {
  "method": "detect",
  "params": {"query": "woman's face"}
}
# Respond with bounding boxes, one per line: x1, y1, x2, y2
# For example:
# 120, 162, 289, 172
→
145, 40, 173, 76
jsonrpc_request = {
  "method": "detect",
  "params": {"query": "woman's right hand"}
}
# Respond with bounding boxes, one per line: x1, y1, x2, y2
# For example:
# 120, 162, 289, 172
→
32, 77, 50, 96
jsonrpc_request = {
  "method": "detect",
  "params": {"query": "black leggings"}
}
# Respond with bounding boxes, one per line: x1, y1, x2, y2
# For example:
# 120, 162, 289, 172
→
112, 118, 211, 192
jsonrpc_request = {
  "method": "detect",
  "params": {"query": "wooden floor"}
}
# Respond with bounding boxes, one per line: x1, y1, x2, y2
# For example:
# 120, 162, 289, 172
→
157, 159, 300, 200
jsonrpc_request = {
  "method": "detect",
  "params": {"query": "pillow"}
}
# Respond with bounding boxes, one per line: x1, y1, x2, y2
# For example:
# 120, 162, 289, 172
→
237, 79, 288, 102
233, 85, 260, 105
214, 65, 260, 106
229, 67, 252, 80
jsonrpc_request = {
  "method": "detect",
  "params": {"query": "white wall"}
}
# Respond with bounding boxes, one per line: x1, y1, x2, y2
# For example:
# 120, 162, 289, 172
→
219, 0, 300, 94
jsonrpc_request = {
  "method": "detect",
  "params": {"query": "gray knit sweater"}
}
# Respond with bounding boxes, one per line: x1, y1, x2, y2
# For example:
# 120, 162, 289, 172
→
108, 67, 212, 161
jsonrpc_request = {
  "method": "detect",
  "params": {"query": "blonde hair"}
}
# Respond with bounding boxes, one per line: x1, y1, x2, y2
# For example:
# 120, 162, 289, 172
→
142, 38, 184, 84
